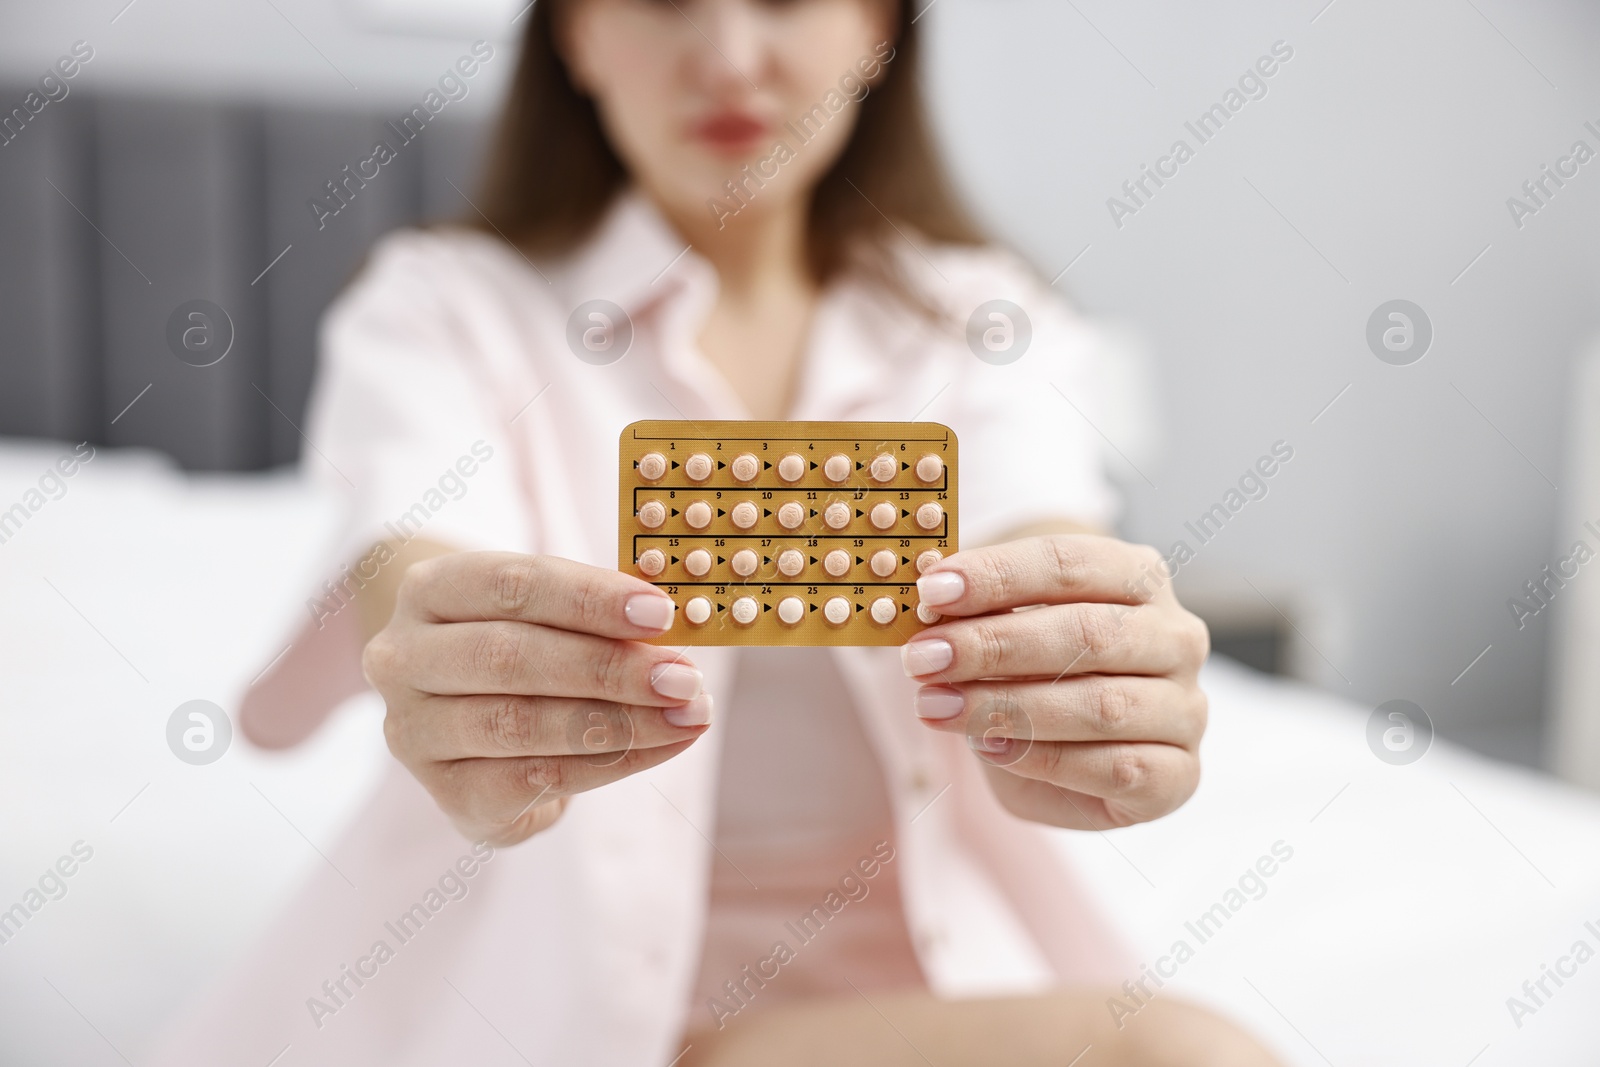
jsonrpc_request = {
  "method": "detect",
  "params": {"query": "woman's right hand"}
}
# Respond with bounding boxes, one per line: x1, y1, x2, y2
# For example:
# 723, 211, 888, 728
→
362, 551, 712, 846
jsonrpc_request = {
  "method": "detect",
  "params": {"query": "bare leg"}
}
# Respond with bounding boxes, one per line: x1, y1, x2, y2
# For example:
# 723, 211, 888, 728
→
679, 986, 1283, 1067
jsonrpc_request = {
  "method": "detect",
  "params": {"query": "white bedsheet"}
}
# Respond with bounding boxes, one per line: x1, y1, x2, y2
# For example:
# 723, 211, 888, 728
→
1, 438, 1597, 1065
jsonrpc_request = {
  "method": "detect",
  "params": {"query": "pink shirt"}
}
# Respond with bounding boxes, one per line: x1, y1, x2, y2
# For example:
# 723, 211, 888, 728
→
688, 646, 925, 1030
154, 190, 1132, 1066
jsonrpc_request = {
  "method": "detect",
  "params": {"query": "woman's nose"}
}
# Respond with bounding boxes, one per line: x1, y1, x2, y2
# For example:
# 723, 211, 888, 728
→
682, 0, 769, 94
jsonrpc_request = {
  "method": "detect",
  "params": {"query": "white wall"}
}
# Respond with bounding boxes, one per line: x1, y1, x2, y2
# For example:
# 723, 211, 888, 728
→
4, 0, 1598, 763
928, 0, 1600, 764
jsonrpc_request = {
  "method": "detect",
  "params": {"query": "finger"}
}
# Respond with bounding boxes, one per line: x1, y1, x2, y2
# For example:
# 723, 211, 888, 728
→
969, 737, 1199, 817
900, 601, 1204, 683
980, 773, 1156, 831
424, 738, 701, 832
401, 552, 679, 638
912, 676, 1206, 748
371, 621, 704, 705
389, 692, 714, 760
915, 535, 1173, 616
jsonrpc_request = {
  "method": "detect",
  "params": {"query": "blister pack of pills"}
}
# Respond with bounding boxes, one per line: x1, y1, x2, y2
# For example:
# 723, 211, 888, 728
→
619, 421, 958, 645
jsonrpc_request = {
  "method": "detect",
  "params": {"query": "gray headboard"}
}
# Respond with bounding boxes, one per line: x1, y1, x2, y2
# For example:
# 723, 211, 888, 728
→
0, 88, 489, 471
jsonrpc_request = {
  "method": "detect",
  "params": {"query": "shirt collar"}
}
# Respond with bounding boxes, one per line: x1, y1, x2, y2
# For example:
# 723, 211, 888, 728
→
547, 186, 714, 325
544, 186, 951, 419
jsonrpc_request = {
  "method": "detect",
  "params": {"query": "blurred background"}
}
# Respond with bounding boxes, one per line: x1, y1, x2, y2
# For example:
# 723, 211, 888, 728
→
4, 1, 1600, 1063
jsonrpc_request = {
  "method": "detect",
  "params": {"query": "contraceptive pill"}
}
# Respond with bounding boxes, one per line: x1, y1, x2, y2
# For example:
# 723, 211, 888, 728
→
777, 596, 804, 624
778, 453, 806, 482
684, 453, 713, 482
731, 453, 760, 482
638, 500, 667, 529
620, 420, 957, 645
685, 596, 712, 624
639, 452, 667, 480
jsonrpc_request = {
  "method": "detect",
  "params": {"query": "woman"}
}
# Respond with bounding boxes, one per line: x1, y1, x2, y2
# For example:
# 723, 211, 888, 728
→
159, 1, 1280, 1063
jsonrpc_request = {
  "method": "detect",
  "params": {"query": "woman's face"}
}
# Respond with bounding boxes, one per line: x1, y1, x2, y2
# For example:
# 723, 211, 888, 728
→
560, 0, 897, 232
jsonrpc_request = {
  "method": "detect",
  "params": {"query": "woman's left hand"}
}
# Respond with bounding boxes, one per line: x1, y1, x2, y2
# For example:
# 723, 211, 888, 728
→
902, 534, 1210, 830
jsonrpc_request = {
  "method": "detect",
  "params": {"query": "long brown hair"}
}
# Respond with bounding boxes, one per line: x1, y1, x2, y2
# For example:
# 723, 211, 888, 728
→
471, 0, 985, 310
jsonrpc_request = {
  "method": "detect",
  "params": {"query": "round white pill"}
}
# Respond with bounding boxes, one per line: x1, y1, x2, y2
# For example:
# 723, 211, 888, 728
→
823, 549, 851, 577
914, 454, 943, 483
824, 502, 851, 530
684, 549, 712, 576
731, 453, 760, 482
778, 453, 806, 482
869, 452, 897, 483
916, 602, 941, 624
916, 549, 943, 574
777, 501, 805, 529
685, 596, 712, 625
777, 549, 804, 576
777, 597, 804, 625
638, 500, 666, 529
637, 548, 666, 577
684, 453, 714, 482
870, 549, 897, 578
638, 452, 667, 480
730, 596, 758, 625
823, 453, 851, 482
685, 500, 713, 529
915, 501, 943, 530
869, 596, 897, 624
730, 500, 758, 529
870, 502, 897, 530
823, 596, 851, 625
731, 548, 758, 576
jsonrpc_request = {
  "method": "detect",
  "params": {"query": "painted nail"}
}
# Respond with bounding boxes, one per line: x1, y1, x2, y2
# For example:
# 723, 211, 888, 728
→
901, 638, 953, 677
650, 662, 703, 701
664, 692, 714, 728
916, 571, 965, 607
625, 594, 676, 632
915, 686, 965, 721
967, 734, 1013, 758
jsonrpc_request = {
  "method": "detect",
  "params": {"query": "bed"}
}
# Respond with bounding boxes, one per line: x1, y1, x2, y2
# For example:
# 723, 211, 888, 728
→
2, 437, 1598, 1065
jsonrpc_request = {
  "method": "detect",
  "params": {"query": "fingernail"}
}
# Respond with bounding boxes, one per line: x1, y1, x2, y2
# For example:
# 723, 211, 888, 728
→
625, 594, 676, 632
968, 733, 1013, 758
917, 571, 965, 607
650, 662, 703, 701
664, 692, 713, 728
901, 638, 953, 677
915, 686, 965, 720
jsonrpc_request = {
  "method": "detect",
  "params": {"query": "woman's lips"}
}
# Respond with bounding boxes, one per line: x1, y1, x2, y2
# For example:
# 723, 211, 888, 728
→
692, 112, 770, 152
